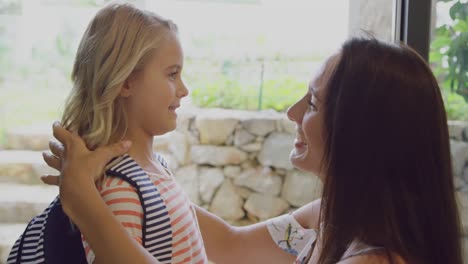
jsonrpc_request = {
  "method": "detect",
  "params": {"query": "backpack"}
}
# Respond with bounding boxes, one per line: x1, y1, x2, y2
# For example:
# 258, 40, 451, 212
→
7, 154, 170, 264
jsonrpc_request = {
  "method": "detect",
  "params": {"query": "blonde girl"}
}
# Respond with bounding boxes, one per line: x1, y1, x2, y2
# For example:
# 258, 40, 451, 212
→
54, 2, 206, 263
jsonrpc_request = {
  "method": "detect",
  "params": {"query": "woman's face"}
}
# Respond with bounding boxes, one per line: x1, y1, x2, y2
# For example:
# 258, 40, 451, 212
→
287, 54, 339, 179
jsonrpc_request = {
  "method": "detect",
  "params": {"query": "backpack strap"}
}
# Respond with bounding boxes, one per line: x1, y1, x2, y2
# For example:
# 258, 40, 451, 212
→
43, 198, 87, 264
7, 196, 60, 264
155, 153, 169, 170
7, 221, 27, 263
105, 154, 173, 262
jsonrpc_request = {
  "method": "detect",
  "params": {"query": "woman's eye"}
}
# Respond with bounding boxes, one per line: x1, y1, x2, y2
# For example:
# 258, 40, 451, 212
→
308, 96, 317, 111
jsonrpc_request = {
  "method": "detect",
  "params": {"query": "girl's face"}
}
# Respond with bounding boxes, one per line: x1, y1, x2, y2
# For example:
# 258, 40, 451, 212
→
122, 31, 188, 137
286, 54, 339, 179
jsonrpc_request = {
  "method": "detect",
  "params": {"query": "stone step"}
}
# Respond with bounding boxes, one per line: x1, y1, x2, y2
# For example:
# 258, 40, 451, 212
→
3, 125, 52, 151
0, 183, 58, 223
0, 223, 26, 264
0, 150, 58, 185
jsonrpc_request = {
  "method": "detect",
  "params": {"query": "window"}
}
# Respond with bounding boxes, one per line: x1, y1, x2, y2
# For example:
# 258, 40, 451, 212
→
429, 0, 468, 121
0, 0, 395, 145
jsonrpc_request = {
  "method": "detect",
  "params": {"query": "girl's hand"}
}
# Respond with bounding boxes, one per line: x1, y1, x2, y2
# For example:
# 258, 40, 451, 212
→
41, 121, 131, 216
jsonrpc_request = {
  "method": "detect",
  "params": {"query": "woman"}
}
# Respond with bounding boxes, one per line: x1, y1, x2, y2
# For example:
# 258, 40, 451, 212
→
41, 37, 462, 264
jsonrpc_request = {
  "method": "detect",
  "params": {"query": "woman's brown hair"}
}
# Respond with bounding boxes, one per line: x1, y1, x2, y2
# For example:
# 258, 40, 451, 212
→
317, 37, 462, 264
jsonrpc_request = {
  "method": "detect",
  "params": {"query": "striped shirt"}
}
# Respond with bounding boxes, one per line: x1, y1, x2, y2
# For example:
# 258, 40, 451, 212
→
82, 170, 208, 264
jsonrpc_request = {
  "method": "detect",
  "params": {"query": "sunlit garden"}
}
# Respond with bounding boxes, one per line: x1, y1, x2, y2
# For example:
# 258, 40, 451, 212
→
0, 0, 466, 147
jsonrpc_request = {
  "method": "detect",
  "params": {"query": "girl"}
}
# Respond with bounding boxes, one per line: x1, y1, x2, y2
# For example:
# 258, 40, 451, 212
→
34, 2, 207, 264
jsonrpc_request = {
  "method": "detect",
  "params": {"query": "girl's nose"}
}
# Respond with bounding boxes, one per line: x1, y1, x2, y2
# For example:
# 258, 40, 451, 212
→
178, 82, 189, 98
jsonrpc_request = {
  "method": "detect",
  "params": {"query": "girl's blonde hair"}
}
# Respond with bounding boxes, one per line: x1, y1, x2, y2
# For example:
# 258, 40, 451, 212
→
61, 2, 177, 150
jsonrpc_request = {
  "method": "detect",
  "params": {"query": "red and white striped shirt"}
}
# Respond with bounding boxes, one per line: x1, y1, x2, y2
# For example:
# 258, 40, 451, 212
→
82, 170, 207, 264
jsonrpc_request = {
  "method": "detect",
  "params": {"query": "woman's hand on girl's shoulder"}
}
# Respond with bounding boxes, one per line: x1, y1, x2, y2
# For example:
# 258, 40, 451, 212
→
40, 121, 131, 214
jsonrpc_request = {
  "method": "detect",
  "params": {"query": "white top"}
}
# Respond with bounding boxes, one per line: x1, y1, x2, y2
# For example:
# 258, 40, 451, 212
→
267, 214, 385, 264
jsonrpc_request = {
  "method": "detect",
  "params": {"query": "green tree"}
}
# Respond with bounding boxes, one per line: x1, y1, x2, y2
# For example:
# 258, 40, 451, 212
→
431, 0, 468, 100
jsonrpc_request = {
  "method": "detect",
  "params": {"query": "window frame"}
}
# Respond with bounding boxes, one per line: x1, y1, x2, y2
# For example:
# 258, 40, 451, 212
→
393, 0, 432, 61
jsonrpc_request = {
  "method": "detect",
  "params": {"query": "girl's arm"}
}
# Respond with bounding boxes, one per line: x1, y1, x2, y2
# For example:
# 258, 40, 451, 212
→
41, 123, 160, 264
70, 184, 157, 264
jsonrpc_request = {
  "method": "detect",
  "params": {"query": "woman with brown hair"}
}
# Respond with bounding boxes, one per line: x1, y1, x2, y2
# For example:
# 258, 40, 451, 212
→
286, 36, 462, 263
40, 36, 462, 264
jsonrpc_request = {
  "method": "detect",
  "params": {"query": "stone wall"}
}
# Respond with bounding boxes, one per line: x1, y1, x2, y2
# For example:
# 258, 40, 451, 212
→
448, 121, 468, 262
150, 108, 468, 227
151, 107, 323, 225
449, 121, 468, 190
3, 108, 468, 228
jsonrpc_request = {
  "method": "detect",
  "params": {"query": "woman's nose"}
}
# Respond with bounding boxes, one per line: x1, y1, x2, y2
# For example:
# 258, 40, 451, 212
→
287, 105, 296, 122
287, 98, 304, 123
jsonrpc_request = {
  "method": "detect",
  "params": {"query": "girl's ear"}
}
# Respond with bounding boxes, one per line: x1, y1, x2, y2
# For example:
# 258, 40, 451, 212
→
121, 71, 142, 97
120, 79, 132, 98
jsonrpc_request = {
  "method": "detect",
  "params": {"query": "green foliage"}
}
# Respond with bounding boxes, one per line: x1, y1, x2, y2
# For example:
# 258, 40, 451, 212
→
260, 77, 307, 111
430, 0, 468, 120
443, 89, 468, 120
190, 77, 255, 110
186, 58, 310, 112
189, 74, 306, 111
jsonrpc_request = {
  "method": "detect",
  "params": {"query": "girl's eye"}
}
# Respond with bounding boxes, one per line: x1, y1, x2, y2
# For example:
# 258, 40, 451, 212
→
169, 71, 178, 80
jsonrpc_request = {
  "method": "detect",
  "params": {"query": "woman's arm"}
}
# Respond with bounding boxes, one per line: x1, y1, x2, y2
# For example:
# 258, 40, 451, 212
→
195, 199, 321, 264
195, 205, 295, 264
42, 123, 159, 264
